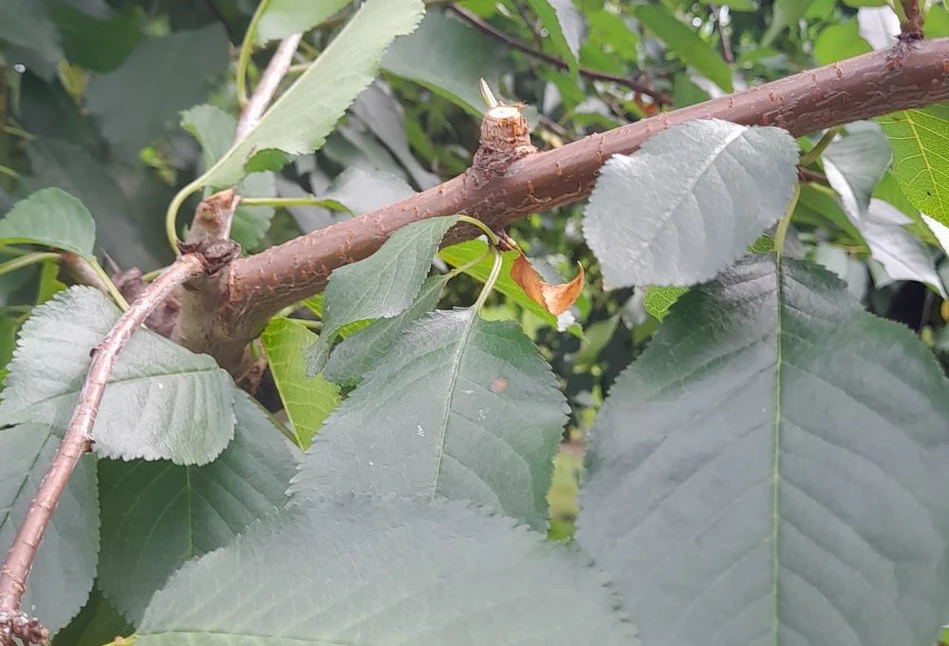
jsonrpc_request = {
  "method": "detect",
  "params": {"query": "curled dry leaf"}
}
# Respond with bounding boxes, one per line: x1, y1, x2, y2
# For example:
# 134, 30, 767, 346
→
510, 253, 584, 316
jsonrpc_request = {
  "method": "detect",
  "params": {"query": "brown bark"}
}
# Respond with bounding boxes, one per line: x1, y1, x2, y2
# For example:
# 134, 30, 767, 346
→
181, 38, 949, 375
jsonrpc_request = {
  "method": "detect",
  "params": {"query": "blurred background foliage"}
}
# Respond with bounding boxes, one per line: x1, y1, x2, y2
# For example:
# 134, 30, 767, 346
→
2, 0, 949, 544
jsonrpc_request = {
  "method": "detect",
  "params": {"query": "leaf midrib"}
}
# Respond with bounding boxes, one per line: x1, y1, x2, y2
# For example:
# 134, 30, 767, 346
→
429, 310, 478, 499
770, 255, 785, 645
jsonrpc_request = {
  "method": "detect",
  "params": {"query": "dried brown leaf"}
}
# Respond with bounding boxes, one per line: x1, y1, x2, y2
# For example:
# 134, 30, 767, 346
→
510, 253, 584, 316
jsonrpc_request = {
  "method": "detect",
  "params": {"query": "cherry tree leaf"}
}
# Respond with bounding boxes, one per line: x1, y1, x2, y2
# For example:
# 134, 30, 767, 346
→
0, 188, 95, 257
583, 119, 798, 288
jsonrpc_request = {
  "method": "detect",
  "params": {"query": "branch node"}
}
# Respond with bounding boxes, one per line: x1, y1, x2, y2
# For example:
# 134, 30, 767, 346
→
469, 103, 537, 186
0, 611, 48, 646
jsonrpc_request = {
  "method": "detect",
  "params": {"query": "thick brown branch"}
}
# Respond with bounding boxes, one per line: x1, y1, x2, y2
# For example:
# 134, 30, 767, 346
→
182, 38, 949, 374
448, 5, 668, 103
0, 254, 208, 640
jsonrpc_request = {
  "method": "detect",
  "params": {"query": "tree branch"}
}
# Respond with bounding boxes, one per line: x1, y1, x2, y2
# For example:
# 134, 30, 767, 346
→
448, 5, 668, 104
900, 0, 924, 40
177, 38, 949, 375
0, 254, 210, 644
235, 33, 304, 141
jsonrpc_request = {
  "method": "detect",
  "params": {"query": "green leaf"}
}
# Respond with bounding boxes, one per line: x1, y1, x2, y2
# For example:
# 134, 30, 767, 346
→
256, 0, 350, 43
0, 287, 235, 465
180, 104, 277, 250
260, 318, 340, 447
197, 0, 424, 189
0, 424, 98, 635
643, 285, 688, 320
583, 119, 799, 288
352, 83, 439, 189
97, 390, 296, 624
0, 187, 95, 257
524, 0, 586, 69
813, 20, 871, 65
136, 495, 636, 645
633, 4, 732, 93
878, 106, 949, 228
321, 166, 416, 215
0, 0, 63, 69
324, 274, 447, 386
54, 586, 133, 646
860, 199, 945, 296
576, 254, 949, 646
292, 309, 568, 531
307, 215, 458, 375
85, 24, 229, 153
23, 138, 173, 270
49, 1, 142, 73
383, 10, 506, 115
439, 239, 583, 336
822, 122, 891, 220
763, 0, 817, 46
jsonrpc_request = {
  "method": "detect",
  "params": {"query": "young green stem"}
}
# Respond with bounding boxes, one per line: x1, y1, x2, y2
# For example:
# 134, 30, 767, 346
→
799, 126, 841, 167
236, 0, 272, 108
0, 252, 59, 279
472, 245, 504, 312
774, 183, 802, 257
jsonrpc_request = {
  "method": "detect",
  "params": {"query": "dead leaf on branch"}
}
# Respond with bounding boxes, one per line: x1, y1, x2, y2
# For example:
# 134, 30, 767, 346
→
510, 253, 584, 316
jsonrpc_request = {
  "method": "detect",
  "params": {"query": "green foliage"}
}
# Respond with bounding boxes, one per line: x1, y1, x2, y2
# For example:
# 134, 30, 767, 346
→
96, 391, 296, 623
260, 317, 339, 447
194, 0, 424, 189
3, 2, 949, 644
583, 119, 799, 288
0, 424, 98, 635
134, 496, 637, 645
577, 255, 949, 646
0, 187, 96, 256
879, 106, 949, 228
0, 287, 235, 465
292, 309, 569, 531
307, 215, 458, 374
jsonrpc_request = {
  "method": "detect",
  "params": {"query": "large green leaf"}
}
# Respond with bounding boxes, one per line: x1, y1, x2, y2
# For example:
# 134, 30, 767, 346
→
97, 390, 296, 624
813, 19, 871, 65
197, 0, 424, 189
383, 10, 506, 115
576, 254, 949, 646
0, 287, 234, 465
583, 119, 798, 288
54, 586, 133, 646
524, 0, 586, 69
307, 215, 458, 374
861, 199, 945, 296
135, 495, 636, 645
324, 274, 447, 386
0, 187, 95, 257
633, 5, 732, 92
0, 423, 98, 636
878, 106, 949, 228
292, 309, 568, 531
256, 0, 350, 43
85, 24, 229, 153
180, 104, 277, 250
260, 317, 340, 447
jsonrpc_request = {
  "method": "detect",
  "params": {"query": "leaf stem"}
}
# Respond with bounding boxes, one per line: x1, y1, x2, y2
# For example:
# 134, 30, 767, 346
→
0, 124, 32, 139
0, 252, 59, 279
239, 196, 345, 209
0, 164, 18, 179
89, 259, 130, 311
165, 178, 204, 255
799, 126, 841, 167
446, 250, 491, 279
472, 245, 504, 312
774, 183, 801, 257
287, 317, 321, 330
456, 215, 500, 246
0, 255, 208, 629
236, 0, 272, 108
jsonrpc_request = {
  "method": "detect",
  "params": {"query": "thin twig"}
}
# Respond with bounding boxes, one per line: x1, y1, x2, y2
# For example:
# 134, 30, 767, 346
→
900, 0, 924, 39
447, 5, 669, 104
0, 255, 208, 637
235, 33, 304, 141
